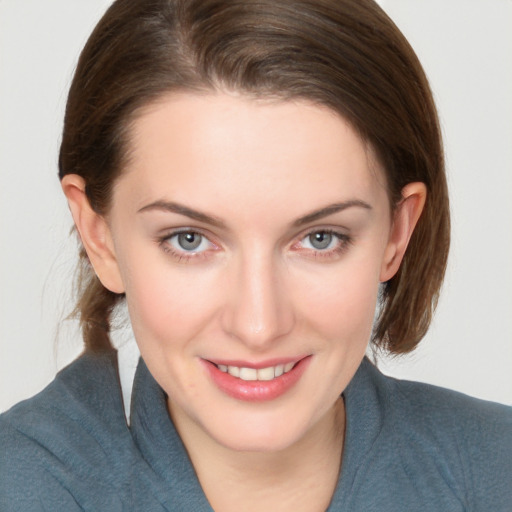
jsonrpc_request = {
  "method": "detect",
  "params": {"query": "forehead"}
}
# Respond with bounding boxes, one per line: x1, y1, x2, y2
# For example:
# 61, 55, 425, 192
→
118, 92, 388, 219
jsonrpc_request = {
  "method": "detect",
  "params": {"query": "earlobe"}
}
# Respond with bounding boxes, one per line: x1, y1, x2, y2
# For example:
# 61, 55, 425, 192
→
61, 174, 125, 294
380, 182, 427, 282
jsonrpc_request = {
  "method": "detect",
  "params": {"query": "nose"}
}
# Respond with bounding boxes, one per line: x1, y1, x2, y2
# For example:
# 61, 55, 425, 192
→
221, 250, 295, 350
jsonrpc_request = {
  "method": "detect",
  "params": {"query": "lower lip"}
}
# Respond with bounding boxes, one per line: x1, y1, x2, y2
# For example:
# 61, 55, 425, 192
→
202, 357, 311, 402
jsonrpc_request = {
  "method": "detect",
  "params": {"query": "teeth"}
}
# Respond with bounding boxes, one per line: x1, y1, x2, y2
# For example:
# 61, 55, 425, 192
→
257, 367, 275, 381
217, 362, 296, 381
239, 367, 258, 381
227, 366, 240, 377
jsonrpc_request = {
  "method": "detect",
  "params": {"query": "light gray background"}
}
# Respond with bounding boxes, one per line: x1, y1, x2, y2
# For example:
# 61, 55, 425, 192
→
1, 0, 511, 412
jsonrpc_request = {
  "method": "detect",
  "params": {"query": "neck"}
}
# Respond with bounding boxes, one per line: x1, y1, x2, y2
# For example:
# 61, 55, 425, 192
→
169, 397, 345, 512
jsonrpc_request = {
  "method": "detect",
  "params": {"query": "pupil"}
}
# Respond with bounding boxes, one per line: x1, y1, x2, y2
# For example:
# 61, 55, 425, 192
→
178, 232, 201, 250
310, 231, 332, 250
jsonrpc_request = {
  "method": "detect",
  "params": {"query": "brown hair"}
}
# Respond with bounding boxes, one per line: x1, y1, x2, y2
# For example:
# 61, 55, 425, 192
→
59, 0, 449, 354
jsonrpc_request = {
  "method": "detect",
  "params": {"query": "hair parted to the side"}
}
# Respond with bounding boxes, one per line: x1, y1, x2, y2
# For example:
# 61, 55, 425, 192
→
59, 0, 449, 354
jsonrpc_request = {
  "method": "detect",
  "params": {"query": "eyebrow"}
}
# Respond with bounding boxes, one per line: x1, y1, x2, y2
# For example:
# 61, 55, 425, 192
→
137, 198, 372, 229
292, 200, 372, 227
137, 200, 227, 229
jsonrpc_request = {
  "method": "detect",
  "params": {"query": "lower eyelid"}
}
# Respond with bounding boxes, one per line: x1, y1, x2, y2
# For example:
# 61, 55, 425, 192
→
158, 229, 219, 261
160, 241, 210, 262
311, 237, 351, 257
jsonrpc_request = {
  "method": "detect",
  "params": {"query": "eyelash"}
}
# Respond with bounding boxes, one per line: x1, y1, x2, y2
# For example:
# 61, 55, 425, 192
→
292, 229, 352, 260
158, 229, 216, 262
158, 228, 352, 263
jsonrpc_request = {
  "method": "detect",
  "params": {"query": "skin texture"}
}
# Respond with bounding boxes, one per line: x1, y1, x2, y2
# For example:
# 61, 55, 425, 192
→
62, 92, 425, 511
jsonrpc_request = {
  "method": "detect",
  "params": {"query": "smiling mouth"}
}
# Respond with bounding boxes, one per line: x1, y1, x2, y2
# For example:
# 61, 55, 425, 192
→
214, 362, 297, 382
203, 356, 311, 401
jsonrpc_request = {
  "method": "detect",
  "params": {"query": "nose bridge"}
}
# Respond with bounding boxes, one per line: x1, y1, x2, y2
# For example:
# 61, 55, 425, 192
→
222, 246, 293, 348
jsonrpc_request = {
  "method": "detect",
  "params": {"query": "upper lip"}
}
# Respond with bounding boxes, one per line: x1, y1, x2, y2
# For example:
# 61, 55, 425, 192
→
204, 355, 309, 369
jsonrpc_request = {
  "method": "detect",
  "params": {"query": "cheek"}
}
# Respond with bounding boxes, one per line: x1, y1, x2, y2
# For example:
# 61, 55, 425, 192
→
293, 255, 382, 341
119, 252, 221, 349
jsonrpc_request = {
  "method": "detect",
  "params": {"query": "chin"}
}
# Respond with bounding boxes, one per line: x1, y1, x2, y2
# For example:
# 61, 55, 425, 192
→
214, 427, 306, 454
199, 405, 322, 454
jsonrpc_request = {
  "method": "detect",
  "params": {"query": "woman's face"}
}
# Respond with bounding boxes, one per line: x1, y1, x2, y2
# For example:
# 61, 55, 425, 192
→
101, 93, 404, 452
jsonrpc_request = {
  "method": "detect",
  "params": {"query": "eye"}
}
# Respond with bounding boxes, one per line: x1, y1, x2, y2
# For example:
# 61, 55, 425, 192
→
301, 230, 342, 251
305, 231, 336, 250
292, 229, 351, 260
175, 232, 204, 251
163, 230, 213, 254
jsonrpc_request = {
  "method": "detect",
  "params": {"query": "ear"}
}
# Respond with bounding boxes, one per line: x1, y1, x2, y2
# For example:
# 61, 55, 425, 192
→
380, 182, 427, 282
61, 175, 125, 294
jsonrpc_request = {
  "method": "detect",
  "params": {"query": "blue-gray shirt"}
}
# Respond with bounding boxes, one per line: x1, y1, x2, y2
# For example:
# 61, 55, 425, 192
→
1, 352, 511, 511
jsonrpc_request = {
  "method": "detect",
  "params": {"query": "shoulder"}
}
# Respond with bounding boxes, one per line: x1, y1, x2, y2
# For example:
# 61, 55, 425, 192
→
385, 367, 512, 447
0, 351, 132, 511
0, 351, 127, 441
343, 359, 512, 509
376, 362, 512, 509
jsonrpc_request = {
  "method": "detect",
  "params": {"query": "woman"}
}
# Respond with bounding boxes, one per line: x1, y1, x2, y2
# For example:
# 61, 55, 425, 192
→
1, 0, 511, 510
